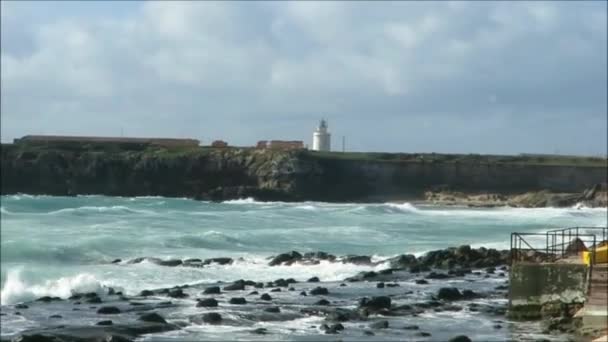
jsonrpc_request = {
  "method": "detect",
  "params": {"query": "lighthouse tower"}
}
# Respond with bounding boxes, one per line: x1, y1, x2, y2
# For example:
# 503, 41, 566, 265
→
312, 119, 331, 151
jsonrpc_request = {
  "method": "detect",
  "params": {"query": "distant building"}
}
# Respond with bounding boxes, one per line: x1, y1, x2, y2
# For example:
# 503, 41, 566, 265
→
211, 140, 228, 148
312, 119, 331, 152
14, 135, 200, 147
256, 140, 304, 150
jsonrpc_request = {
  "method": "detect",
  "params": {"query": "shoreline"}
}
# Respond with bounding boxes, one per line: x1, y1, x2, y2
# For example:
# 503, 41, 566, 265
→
0, 245, 594, 342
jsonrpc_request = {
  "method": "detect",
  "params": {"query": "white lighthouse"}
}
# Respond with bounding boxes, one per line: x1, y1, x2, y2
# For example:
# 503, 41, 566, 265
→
312, 119, 331, 152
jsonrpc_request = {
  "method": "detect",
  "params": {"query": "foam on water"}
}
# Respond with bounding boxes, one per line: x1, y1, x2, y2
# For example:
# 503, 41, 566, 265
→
0, 268, 106, 305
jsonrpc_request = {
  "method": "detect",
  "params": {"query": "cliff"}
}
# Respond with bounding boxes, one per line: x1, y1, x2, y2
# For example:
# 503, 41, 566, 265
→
1, 143, 607, 205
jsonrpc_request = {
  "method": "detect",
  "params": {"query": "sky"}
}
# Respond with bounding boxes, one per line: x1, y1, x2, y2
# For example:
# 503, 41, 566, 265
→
1, 1, 607, 155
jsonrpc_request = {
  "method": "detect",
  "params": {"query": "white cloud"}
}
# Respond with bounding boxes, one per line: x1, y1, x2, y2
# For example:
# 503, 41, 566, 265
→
1, 1, 606, 154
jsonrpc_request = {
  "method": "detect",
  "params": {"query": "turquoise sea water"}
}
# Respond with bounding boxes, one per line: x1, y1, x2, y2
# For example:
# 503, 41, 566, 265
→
1, 195, 606, 340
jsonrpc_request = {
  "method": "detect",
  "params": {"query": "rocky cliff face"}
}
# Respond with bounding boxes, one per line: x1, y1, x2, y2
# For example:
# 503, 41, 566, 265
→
1, 144, 607, 205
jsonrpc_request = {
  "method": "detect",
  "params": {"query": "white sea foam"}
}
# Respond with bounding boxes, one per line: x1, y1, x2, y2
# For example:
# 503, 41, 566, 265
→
0, 268, 107, 305
47, 205, 156, 215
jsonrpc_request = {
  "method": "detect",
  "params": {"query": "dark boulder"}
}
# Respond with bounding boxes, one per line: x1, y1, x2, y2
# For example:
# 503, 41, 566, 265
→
157, 259, 182, 267
15, 304, 28, 309
310, 287, 329, 295
415, 279, 429, 285
307, 276, 320, 282
437, 288, 463, 301
315, 299, 330, 305
269, 251, 302, 266
223, 280, 245, 291
251, 328, 268, 335
376, 282, 385, 288
202, 312, 222, 324
370, 320, 389, 329
36, 296, 62, 303
426, 272, 450, 279
359, 296, 391, 311
264, 307, 280, 313
139, 312, 167, 324
203, 286, 221, 294
449, 336, 472, 342
388, 254, 418, 269
260, 294, 272, 301
203, 257, 233, 265
229, 297, 247, 305
196, 298, 218, 307
139, 290, 154, 297
97, 306, 121, 314
270, 288, 281, 292
167, 288, 188, 298
342, 255, 372, 265
96, 320, 113, 326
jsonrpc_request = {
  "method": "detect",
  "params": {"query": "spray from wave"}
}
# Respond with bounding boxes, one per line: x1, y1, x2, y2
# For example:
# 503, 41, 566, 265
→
0, 268, 108, 305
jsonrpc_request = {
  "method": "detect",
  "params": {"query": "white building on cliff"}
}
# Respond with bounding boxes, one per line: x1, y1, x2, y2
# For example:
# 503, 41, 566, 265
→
312, 119, 331, 152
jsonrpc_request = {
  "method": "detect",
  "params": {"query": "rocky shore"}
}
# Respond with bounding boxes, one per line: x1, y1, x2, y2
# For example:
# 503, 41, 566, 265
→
423, 183, 608, 208
1, 245, 587, 342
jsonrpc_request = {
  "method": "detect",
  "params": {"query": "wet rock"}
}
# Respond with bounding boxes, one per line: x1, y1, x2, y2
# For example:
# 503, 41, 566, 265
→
415, 279, 429, 285
86, 297, 102, 304
49, 315, 62, 319
15, 304, 28, 309
196, 298, 218, 307
416, 332, 432, 337
128, 257, 145, 264
307, 276, 320, 282
203, 257, 233, 265
359, 296, 391, 311
310, 287, 329, 295
111, 259, 122, 264
167, 288, 188, 298
462, 290, 480, 299
229, 297, 247, 305
272, 278, 289, 287
386, 283, 400, 287
139, 290, 154, 297
96, 320, 113, 326
248, 291, 259, 295
342, 255, 372, 265
184, 258, 202, 263
448, 336, 472, 342
288, 287, 295, 291
363, 330, 375, 336
36, 296, 62, 303
254, 282, 264, 288
251, 328, 268, 335
494, 285, 508, 290
403, 325, 419, 330
300, 291, 307, 296
315, 299, 330, 306
388, 254, 418, 269
379, 269, 394, 275
485, 267, 496, 274
224, 280, 246, 291
437, 288, 463, 301
376, 282, 385, 288
493, 324, 502, 329
260, 294, 272, 301
339, 283, 347, 287
202, 312, 222, 324
322, 323, 344, 334
426, 272, 450, 279
370, 320, 389, 329
326, 308, 358, 322
203, 286, 221, 294
264, 307, 280, 313
11, 334, 58, 342
409, 265, 430, 273
97, 306, 121, 314
139, 312, 167, 324
269, 251, 302, 266
270, 288, 281, 292
156, 259, 183, 267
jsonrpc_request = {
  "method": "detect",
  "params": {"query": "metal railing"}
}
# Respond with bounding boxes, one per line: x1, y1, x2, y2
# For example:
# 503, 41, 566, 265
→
510, 227, 607, 294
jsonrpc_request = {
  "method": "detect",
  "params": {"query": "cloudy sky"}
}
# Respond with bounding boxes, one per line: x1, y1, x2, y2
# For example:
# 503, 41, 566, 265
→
1, 1, 606, 155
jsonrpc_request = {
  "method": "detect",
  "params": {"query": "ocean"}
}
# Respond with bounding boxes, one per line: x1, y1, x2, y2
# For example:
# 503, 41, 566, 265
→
1, 195, 606, 341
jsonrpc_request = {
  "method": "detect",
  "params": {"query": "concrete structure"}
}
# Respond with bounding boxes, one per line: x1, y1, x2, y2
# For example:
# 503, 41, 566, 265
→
256, 140, 304, 150
508, 263, 588, 320
211, 140, 228, 148
14, 135, 200, 147
312, 119, 331, 152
